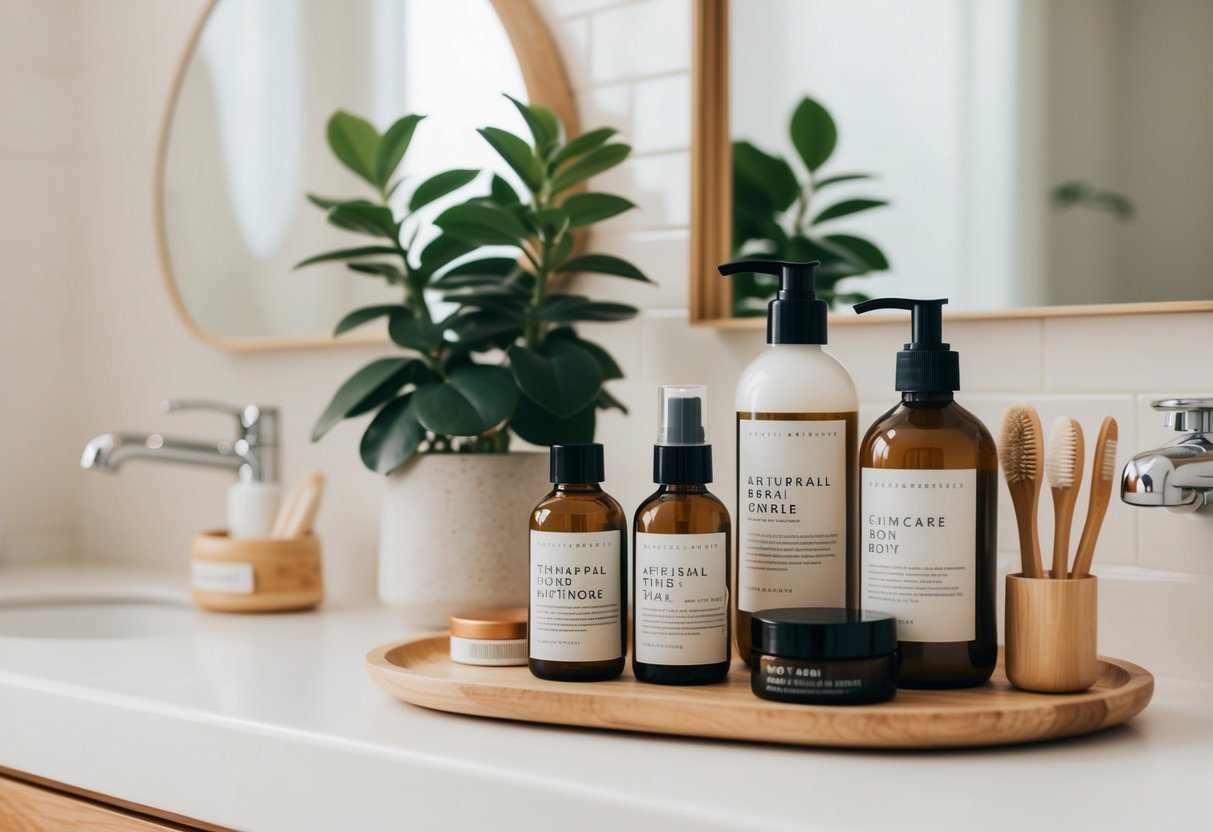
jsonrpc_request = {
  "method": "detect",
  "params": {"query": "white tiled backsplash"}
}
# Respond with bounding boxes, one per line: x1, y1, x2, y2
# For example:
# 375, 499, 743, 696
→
1, 0, 1210, 650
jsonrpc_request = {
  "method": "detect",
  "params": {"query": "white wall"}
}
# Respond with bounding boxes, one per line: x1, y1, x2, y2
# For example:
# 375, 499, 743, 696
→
1, 0, 1210, 618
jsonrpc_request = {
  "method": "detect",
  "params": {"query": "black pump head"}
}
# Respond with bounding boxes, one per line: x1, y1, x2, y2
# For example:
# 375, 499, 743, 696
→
853, 297, 960, 393
717, 259, 827, 344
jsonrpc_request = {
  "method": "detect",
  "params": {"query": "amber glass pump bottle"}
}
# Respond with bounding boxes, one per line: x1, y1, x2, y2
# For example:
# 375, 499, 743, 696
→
633, 385, 732, 685
528, 443, 627, 682
853, 298, 997, 688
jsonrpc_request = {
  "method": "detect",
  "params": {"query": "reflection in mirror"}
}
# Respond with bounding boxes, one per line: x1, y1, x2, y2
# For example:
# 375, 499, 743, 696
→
725, 0, 1213, 316
161, 0, 540, 342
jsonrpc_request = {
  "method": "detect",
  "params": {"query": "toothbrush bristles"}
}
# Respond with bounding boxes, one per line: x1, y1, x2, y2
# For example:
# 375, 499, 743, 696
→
1000, 406, 1039, 483
1045, 418, 1079, 488
1100, 439, 1118, 481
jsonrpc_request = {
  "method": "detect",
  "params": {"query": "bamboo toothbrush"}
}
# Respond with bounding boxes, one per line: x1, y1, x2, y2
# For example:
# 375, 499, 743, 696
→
271, 470, 326, 539
1071, 417, 1118, 579
1000, 405, 1046, 578
1045, 418, 1085, 579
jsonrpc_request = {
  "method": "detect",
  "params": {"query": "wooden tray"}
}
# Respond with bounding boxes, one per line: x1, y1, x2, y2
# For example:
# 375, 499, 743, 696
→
366, 635, 1154, 749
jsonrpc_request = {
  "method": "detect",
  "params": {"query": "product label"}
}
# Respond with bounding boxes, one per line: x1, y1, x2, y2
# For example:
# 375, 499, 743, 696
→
635, 532, 729, 666
861, 468, 977, 642
737, 416, 848, 612
191, 560, 255, 594
529, 530, 622, 662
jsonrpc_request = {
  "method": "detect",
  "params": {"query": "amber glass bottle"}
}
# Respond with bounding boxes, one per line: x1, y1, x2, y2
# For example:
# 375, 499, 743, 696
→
633, 386, 731, 685
528, 443, 627, 682
855, 299, 997, 688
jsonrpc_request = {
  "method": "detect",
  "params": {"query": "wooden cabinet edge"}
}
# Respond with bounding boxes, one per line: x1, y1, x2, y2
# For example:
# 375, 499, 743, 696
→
0, 770, 231, 832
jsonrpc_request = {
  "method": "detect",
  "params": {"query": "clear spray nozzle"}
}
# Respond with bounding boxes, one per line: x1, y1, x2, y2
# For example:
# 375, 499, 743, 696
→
658, 384, 707, 446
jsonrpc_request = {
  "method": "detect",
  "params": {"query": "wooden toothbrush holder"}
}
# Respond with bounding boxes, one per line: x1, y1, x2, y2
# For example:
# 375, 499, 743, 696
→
190, 530, 324, 613
1005, 573, 1098, 693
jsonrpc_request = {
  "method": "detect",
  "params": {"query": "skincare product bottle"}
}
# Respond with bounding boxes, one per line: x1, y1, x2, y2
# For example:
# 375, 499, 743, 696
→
853, 298, 997, 688
633, 385, 732, 685
528, 443, 627, 682
718, 259, 859, 663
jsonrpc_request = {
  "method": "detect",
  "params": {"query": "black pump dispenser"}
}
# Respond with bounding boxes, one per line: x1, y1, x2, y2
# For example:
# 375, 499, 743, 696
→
853, 298, 960, 393
718, 259, 828, 345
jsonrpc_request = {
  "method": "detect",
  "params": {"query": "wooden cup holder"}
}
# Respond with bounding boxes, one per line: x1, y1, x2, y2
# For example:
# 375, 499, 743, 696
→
1005, 573, 1097, 693
190, 530, 323, 613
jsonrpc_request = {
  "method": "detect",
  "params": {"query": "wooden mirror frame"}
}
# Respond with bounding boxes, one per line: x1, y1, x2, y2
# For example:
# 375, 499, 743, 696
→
157, 0, 580, 352
689, 0, 1213, 328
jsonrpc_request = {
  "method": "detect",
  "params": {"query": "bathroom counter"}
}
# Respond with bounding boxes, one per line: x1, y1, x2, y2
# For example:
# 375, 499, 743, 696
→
0, 564, 1209, 832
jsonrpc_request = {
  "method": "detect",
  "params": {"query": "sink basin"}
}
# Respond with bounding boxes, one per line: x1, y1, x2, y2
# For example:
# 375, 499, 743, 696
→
0, 596, 194, 639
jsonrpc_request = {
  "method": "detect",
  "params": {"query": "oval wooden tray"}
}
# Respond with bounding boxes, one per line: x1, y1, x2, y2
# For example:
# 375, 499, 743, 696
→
366, 635, 1153, 749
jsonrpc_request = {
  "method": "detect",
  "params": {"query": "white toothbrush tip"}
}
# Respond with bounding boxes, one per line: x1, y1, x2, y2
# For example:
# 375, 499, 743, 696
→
1045, 418, 1079, 487
1101, 439, 1118, 481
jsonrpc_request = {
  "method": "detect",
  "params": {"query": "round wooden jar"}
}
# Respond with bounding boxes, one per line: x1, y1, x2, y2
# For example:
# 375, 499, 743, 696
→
191, 530, 323, 613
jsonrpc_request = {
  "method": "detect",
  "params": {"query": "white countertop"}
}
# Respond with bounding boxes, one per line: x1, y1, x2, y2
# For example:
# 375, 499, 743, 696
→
0, 564, 1209, 832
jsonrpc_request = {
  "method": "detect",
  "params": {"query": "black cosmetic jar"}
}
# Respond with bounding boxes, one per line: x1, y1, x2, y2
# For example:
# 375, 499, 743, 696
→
750, 608, 898, 705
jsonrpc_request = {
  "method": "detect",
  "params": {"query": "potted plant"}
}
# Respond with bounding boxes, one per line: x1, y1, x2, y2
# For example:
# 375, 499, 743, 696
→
299, 97, 649, 625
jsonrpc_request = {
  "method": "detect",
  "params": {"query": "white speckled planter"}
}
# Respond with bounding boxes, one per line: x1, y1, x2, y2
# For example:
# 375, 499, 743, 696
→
378, 452, 549, 629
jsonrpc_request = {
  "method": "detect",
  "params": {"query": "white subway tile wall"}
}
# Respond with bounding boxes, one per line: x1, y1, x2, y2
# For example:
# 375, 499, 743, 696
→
0, 0, 1209, 634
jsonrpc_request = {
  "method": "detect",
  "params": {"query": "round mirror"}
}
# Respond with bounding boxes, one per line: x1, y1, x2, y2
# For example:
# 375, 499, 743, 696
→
157, 0, 576, 349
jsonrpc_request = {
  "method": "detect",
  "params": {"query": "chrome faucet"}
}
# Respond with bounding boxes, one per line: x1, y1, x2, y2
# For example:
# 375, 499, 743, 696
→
1121, 399, 1213, 513
81, 400, 279, 483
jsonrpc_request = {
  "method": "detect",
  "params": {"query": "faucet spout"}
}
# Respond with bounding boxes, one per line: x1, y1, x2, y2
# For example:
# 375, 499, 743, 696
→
81, 432, 256, 478
1121, 436, 1213, 513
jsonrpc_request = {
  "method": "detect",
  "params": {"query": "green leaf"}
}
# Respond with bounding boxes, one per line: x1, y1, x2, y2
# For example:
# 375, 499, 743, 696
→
412, 365, 519, 437
551, 127, 617, 167
347, 262, 403, 283
489, 174, 521, 206
326, 111, 380, 186
536, 295, 638, 322
510, 396, 595, 446
821, 234, 890, 271
551, 143, 630, 194
561, 192, 635, 228
327, 202, 398, 239
373, 114, 425, 189
812, 199, 889, 225
436, 256, 520, 282
478, 127, 542, 192
733, 140, 798, 212
547, 329, 624, 380
556, 253, 652, 283
529, 207, 570, 236
333, 304, 402, 336
505, 93, 558, 149
388, 314, 444, 352
508, 340, 603, 417
306, 193, 353, 210
445, 311, 524, 348
409, 168, 479, 212
435, 201, 530, 246
417, 234, 476, 278
595, 387, 628, 414
312, 357, 420, 441
295, 245, 400, 269
789, 97, 837, 173
359, 395, 426, 474
813, 172, 873, 189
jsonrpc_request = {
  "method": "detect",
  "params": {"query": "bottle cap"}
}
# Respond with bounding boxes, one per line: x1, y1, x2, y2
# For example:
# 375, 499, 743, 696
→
549, 443, 605, 484
852, 297, 960, 393
751, 607, 898, 660
653, 385, 712, 484
717, 259, 828, 345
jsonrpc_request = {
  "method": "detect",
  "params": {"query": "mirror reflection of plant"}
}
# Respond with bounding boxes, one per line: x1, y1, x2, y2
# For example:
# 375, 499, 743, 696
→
732, 96, 891, 315
297, 99, 649, 475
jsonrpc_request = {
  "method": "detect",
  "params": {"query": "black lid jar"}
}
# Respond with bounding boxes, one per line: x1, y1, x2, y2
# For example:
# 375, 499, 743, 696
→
750, 608, 899, 705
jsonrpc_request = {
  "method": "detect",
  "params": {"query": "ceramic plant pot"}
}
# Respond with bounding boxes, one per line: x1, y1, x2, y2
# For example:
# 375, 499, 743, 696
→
378, 452, 549, 628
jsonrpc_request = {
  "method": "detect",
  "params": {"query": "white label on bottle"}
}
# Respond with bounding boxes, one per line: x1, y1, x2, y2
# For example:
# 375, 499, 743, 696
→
738, 417, 847, 612
861, 468, 977, 642
192, 560, 255, 594
635, 532, 729, 666
529, 530, 621, 662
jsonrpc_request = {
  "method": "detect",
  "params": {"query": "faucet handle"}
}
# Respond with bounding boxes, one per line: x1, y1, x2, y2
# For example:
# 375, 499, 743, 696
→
1152, 399, 1213, 434
160, 399, 279, 446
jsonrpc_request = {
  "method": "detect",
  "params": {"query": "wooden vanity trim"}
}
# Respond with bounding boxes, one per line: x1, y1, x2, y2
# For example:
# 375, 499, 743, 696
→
0, 769, 232, 832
